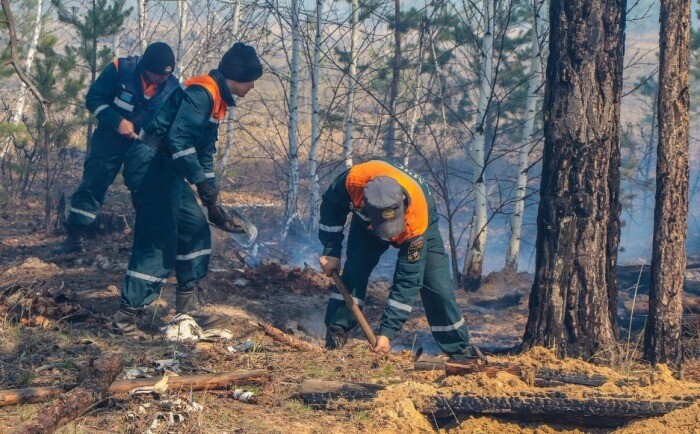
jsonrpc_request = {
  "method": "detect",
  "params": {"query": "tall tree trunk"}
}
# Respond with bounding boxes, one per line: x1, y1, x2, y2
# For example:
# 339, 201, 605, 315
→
1, 0, 43, 160
644, 0, 690, 368
461, 0, 494, 291
384, 0, 401, 159
176, 0, 188, 80
220, 0, 242, 174
522, 0, 626, 360
282, 0, 300, 239
308, 0, 323, 233
43, 124, 50, 233
138, 0, 147, 51
505, 0, 545, 272
342, 0, 359, 169
404, 15, 426, 166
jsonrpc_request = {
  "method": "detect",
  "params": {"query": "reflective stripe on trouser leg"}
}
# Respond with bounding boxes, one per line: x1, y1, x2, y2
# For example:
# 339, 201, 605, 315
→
121, 151, 181, 308
174, 184, 212, 286
68, 128, 132, 226
419, 224, 471, 355
325, 215, 389, 331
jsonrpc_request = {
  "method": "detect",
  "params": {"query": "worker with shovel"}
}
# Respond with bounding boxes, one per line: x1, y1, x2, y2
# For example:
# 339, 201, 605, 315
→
318, 158, 476, 359
113, 43, 263, 338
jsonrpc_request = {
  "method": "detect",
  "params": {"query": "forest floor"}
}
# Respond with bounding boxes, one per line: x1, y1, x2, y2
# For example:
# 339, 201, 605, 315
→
1, 192, 700, 433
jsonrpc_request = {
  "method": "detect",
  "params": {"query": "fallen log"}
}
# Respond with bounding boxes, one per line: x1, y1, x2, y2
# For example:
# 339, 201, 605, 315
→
414, 356, 609, 387
251, 320, 323, 352
12, 353, 122, 434
1, 369, 270, 407
296, 379, 385, 407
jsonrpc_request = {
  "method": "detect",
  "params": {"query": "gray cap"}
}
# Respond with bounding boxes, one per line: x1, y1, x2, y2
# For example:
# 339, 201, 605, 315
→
363, 176, 406, 240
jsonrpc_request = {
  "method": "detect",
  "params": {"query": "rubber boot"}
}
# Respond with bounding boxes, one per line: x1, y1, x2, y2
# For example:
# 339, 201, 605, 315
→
325, 325, 349, 349
52, 224, 85, 254
175, 286, 228, 330
111, 305, 149, 339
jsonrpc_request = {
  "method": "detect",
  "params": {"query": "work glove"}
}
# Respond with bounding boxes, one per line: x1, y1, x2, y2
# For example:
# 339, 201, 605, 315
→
206, 203, 228, 227
196, 181, 219, 206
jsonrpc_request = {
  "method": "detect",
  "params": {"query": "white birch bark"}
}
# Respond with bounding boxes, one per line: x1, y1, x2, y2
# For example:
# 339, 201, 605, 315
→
1, 0, 43, 159
342, 0, 359, 169
138, 0, 148, 51
462, 0, 493, 290
283, 0, 301, 239
505, 0, 545, 272
308, 0, 324, 233
404, 16, 426, 166
176, 0, 188, 80
220, 0, 242, 173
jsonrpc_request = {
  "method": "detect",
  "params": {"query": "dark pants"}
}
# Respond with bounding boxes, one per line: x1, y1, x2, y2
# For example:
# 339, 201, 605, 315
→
119, 141, 211, 308
67, 127, 133, 226
325, 215, 470, 355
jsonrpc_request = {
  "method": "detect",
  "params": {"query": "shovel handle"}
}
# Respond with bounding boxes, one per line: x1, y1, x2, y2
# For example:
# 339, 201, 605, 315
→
331, 270, 377, 347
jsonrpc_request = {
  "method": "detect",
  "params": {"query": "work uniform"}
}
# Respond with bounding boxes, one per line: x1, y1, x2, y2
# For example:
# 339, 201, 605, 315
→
319, 158, 471, 355
119, 70, 233, 309
68, 57, 179, 226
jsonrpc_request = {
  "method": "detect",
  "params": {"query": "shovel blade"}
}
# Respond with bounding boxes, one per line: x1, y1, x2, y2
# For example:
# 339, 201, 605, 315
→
224, 207, 257, 248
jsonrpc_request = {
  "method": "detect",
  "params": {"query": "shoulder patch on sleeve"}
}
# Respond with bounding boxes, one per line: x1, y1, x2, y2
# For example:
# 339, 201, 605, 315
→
407, 237, 424, 262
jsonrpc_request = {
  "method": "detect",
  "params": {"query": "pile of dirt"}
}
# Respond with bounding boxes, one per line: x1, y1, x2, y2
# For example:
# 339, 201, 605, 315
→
242, 261, 332, 296
1, 257, 60, 276
615, 402, 700, 433
364, 381, 438, 433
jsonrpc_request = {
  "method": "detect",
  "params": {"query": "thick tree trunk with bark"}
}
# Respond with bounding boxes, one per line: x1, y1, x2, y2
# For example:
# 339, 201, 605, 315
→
523, 0, 626, 359
644, 0, 690, 368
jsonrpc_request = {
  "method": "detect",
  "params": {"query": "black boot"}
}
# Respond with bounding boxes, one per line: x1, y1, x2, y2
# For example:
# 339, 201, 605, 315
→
448, 344, 488, 363
176, 285, 228, 330
52, 224, 85, 254
112, 305, 149, 339
325, 325, 349, 349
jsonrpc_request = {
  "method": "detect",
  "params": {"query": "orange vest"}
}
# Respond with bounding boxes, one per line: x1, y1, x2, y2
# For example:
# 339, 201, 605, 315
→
184, 75, 229, 123
345, 160, 429, 245
112, 58, 157, 98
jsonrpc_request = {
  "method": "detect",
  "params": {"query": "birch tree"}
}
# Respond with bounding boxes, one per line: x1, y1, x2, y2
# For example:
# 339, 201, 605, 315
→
309, 0, 324, 233
342, 0, 359, 168
0, 0, 43, 160
644, 0, 690, 368
282, 0, 301, 238
383, 0, 401, 158
138, 0, 147, 51
462, 0, 494, 291
504, 0, 545, 273
219, 0, 241, 172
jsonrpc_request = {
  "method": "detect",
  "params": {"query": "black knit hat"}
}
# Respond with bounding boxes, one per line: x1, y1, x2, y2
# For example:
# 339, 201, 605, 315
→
140, 42, 176, 75
218, 42, 263, 83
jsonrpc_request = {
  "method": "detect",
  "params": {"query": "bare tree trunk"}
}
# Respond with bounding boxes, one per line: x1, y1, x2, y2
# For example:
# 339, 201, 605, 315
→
138, 0, 147, 51
404, 15, 426, 166
175, 0, 188, 80
282, 0, 300, 239
522, 0, 626, 360
220, 0, 242, 173
1, 0, 43, 159
384, 0, 401, 159
308, 0, 323, 233
342, 0, 359, 169
644, 0, 690, 368
505, 0, 545, 272
462, 0, 494, 291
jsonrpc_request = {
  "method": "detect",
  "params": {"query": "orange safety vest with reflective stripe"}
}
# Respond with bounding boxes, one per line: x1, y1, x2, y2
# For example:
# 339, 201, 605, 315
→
184, 75, 229, 123
345, 160, 430, 245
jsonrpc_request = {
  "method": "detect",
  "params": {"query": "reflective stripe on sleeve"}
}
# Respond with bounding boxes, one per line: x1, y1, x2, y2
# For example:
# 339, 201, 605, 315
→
204, 172, 216, 179
93, 104, 109, 116
113, 98, 135, 112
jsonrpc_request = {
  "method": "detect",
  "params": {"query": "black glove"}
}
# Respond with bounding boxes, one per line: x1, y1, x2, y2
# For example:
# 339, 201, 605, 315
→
196, 181, 219, 206
207, 203, 228, 227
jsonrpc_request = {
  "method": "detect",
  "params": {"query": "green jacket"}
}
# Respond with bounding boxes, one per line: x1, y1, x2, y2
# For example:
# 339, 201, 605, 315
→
142, 70, 235, 189
319, 158, 439, 339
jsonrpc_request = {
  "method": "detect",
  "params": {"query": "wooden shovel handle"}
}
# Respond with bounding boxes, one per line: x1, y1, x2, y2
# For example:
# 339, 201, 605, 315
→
331, 270, 377, 347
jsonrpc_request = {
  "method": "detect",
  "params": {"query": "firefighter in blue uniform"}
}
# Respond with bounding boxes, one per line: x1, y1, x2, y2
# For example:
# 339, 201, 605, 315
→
55, 42, 179, 254
318, 159, 477, 359
112, 43, 263, 338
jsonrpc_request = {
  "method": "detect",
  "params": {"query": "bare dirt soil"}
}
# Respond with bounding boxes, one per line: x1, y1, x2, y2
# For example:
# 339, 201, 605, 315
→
1, 196, 700, 433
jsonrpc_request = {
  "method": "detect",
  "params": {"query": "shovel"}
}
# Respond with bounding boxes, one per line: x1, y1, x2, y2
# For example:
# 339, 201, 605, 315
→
207, 205, 260, 268
330, 270, 377, 347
